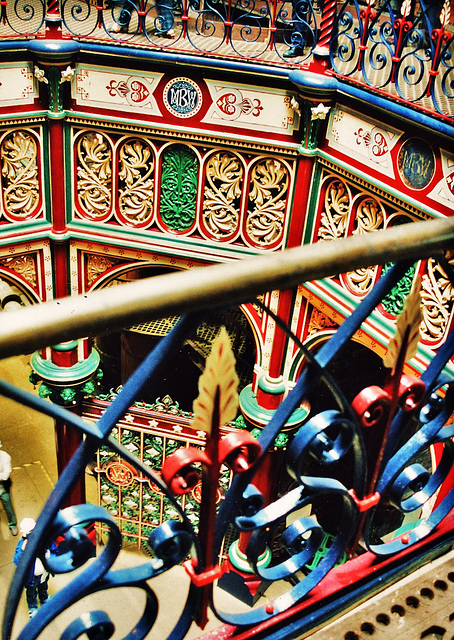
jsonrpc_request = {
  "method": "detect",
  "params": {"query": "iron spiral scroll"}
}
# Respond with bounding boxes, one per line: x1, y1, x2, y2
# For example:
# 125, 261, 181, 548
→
3, 258, 454, 640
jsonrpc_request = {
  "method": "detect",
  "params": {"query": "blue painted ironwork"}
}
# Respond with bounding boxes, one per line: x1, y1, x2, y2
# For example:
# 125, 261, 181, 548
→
57, 0, 320, 61
331, 0, 454, 115
3, 257, 454, 638
0, 0, 45, 34
0, 0, 452, 116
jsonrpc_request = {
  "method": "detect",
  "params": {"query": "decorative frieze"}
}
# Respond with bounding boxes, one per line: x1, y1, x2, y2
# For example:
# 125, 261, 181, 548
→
72, 128, 294, 250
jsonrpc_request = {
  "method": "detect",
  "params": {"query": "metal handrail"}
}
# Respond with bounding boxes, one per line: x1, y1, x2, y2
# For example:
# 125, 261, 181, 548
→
0, 217, 453, 358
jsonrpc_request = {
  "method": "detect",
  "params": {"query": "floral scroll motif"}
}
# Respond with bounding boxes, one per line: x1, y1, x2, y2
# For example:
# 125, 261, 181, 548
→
202, 152, 243, 239
318, 179, 351, 241
1, 131, 40, 219
159, 145, 198, 231
353, 197, 384, 235
420, 254, 454, 345
76, 133, 112, 219
344, 198, 384, 295
308, 307, 337, 335
118, 139, 154, 225
246, 158, 288, 246
0, 254, 37, 288
86, 254, 123, 288
381, 263, 416, 316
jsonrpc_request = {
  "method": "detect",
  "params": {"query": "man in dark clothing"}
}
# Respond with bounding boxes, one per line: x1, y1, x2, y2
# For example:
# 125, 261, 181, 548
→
14, 518, 53, 618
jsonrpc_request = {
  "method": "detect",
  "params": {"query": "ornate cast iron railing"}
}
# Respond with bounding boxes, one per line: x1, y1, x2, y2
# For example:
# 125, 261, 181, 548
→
2, 218, 454, 639
1, 0, 453, 117
331, 0, 454, 116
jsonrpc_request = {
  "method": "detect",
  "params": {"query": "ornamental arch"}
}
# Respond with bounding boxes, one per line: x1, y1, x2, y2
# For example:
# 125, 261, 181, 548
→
91, 263, 257, 412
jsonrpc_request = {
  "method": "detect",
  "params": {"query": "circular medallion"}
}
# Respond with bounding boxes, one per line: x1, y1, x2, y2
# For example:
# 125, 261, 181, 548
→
105, 461, 137, 487
163, 78, 203, 119
398, 138, 435, 190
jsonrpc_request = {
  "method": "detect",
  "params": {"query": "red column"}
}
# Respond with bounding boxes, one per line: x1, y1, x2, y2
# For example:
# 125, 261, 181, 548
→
55, 414, 85, 507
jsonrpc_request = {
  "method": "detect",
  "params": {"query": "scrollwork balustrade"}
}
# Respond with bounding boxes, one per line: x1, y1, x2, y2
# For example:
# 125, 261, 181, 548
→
3, 255, 454, 639
331, 0, 454, 114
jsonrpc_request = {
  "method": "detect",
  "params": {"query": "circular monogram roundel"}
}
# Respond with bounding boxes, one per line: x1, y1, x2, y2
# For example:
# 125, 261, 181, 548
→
163, 78, 203, 119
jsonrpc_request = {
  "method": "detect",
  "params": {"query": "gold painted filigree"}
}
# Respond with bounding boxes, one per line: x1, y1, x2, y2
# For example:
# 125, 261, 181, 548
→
85, 253, 121, 287
86, 254, 123, 287
344, 197, 384, 295
353, 197, 384, 235
118, 139, 154, 225
318, 179, 351, 241
420, 254, 454, 343
344, 267, 377, 295
308, 307, 337, 335
1, 131, 40, 218
203, 152, 243, 238
246, 158, 287, 246
0, 254, 37, 288
76, 133, 112, 218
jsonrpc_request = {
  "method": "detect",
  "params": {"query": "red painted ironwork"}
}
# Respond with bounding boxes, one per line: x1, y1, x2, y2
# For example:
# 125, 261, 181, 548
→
162, 394, 261, 627
356, 0, 378, 72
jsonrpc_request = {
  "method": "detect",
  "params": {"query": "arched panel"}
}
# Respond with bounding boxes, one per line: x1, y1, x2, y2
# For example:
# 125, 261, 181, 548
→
341, 195, 385, 297
157, 144, 199, 233
244, 157, 289, 249
74, 131, 113, 221
200, 150, 244, 242
115, 137, 155, 228
316, 176, 352, 242
0, 129, 43, 222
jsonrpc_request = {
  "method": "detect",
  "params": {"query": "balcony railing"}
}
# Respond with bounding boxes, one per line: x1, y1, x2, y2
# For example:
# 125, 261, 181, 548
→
0, 0, 453, 119
2, 217, 454, 640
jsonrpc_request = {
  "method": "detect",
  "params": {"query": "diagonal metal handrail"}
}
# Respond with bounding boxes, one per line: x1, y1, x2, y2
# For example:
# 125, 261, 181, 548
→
0, 217, 453, 359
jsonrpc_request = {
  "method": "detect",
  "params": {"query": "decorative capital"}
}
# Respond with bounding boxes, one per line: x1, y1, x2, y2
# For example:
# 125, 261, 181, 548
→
29, 338, 103, 406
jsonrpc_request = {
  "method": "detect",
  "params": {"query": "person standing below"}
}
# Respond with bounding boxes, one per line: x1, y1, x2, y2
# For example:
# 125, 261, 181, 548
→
283, 0, 313, 58
110, 0, 175, 37
14, 518, 53, 618
0, 440, 18, 536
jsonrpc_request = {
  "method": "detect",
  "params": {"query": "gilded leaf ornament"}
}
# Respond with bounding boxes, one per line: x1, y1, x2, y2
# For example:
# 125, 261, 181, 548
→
246, 159, 287, 245
318, 179, 351, 241
191, 327, 239, 434
420, 255, 454, 343
383, 275, 422, 374
203, 152, 242, 237
353, 198, 384, 235
1, 131, 40, 218
77, 133, 112, 218
440, 0, 450, 27
118, 139, 154, 224
344, 198, 383, 294
344, 267, 376, 295
86, 254, 122, 287
0, 254, 37, 288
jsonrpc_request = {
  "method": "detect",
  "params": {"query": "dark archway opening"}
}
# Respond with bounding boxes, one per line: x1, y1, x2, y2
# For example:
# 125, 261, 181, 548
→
94, 267, 256, 413
307, 339, 387, 414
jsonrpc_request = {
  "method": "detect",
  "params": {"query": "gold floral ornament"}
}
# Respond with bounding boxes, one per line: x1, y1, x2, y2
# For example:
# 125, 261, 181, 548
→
191, 326, 239, 433
440, 0, 450, 28
383, 275, 422, 375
